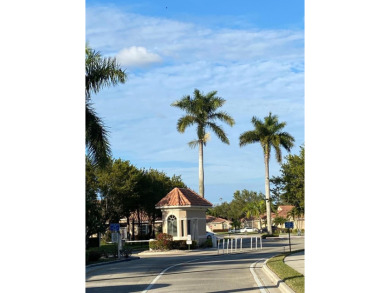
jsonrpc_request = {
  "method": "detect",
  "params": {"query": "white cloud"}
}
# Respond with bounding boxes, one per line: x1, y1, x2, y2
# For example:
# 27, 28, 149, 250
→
116, 46, 162, 67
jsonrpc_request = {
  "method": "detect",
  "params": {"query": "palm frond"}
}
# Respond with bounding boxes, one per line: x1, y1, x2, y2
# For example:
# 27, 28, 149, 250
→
177, 115, 196, 133
208, 112, 235, 126
86, 102, 111, 167
279, 132, 295, 152
85, 46, 127, 100
239, 130, 259, 147
208, 122, 229, 144
188, 139, 201, 149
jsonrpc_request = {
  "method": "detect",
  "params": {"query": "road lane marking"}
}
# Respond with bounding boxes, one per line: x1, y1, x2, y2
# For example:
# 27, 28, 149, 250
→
141, 257, 204, 293
250, 258, 268, 293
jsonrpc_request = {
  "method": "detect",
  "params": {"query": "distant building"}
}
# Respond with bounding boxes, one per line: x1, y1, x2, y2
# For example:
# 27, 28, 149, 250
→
241, 205, 305, 230
206, 215, 231, 232
155, 187, 212, 244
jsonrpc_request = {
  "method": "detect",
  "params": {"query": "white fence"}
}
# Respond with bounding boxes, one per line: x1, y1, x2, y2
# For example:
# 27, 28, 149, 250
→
216, 236, 262, 254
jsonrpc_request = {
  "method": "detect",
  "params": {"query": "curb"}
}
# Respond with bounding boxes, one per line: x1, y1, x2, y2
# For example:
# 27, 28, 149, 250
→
262, 259, 295, 293
86, 256, 140, 268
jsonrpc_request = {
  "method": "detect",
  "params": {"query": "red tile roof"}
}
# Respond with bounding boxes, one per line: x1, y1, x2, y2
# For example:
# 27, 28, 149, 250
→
155, 188, 213, 207
276, 205, 295, 218
206, 215, 230, 223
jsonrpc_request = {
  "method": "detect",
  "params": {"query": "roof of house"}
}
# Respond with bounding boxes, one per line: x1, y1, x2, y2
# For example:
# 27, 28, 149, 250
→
206, 215, 230, 224
276, 205, 295, 218
155, 187, 213, 208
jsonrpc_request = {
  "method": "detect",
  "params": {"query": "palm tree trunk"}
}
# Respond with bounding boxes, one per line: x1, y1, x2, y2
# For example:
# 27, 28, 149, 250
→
265, 154, 272, 234
199, 142, 204, 197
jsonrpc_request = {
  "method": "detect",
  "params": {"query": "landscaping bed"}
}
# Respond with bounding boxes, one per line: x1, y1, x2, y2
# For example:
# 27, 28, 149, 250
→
86, 243, 137, 265
266, 249, 304, 293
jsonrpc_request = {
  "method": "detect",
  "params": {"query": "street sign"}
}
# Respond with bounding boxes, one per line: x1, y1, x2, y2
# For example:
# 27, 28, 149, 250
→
284, 222, 293, 253
111, 232, 118, 243
186, 240, 192, 245
110, 223, 120, 232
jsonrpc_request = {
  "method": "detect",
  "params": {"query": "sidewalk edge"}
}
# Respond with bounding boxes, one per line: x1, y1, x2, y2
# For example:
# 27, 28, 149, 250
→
262, 259, 296, 293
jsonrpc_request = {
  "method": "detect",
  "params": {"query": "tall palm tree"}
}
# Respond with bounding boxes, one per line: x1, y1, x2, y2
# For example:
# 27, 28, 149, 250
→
243, 200, 266, 230
85, 45, 127, 167
171, 89, 235, 198
239, 113, 294, 234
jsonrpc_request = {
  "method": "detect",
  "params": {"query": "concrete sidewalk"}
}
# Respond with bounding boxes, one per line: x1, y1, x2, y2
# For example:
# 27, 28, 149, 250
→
284, 250, 304, 275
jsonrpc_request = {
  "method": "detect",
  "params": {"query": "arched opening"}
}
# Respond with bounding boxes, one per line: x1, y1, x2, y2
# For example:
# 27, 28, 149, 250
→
167, 215, 177, 237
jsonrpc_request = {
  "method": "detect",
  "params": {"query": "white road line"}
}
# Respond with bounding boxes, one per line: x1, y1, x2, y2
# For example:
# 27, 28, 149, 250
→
141, 257, 204, 293
250, 258, 268, 293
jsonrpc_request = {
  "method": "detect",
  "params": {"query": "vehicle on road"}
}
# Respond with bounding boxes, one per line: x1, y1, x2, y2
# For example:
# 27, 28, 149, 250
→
240, 227, 259, 233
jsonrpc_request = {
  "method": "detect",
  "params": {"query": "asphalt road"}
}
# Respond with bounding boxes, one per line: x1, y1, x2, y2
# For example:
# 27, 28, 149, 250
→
86, 237, 304, 293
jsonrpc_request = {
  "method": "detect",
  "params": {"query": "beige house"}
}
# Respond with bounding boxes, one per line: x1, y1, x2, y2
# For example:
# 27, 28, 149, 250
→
155, 187, 212, 244
241, 205, 305, 231
206, 215, 231, 232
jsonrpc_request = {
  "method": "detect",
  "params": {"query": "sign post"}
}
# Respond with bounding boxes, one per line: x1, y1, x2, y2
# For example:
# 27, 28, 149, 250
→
285, 222, 294, 253
110, 223, 120, 258
186, 235, 192, 250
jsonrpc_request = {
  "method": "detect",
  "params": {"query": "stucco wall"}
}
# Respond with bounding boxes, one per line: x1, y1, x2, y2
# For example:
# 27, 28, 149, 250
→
160, 207, 208, 242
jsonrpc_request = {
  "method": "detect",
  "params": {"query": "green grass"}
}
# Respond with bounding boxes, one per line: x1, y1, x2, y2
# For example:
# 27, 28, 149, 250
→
266, 250, 304, 293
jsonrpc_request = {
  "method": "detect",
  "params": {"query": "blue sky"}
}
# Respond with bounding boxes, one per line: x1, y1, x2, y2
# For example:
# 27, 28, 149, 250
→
86, 0, 305, 205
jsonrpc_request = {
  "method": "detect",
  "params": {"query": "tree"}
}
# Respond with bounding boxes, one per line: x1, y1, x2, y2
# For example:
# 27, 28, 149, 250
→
239, 113, 294, 234
243, 200, 266, 229
287, 205, 304, 231
96, 158, 188, 240
97, 159, 141, 224
86, 157, 105, 246
85, 45, 127, 167
207, 189, 266, 229
138, 168, 187, 238
271, 145, 304, 213
273, 216, 287, 228
171, 89, 235, 198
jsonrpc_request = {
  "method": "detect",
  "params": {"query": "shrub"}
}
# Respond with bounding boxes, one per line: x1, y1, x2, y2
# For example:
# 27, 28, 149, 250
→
87, 237, 100, 249
171, 240, 187, 250
261, 234, 279, 239
149, 233, 173, 250
98, 244, 117, 257
172, 240, 198, 250
149, 240, 158, 250
87, 250, 102, 262
121, 247, 132, 258
199, 238, 212, 248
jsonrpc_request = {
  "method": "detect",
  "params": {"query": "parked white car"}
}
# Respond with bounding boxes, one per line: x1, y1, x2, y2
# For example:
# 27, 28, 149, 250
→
239, 227, 259, 233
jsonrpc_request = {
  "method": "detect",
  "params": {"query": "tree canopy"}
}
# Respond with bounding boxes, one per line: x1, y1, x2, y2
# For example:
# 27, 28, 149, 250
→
207, 189, 267, 225
271, 145, 304, 214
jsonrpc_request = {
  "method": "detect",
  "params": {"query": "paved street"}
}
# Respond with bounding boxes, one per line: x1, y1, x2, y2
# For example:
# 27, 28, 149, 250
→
86, 237, 304, 293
